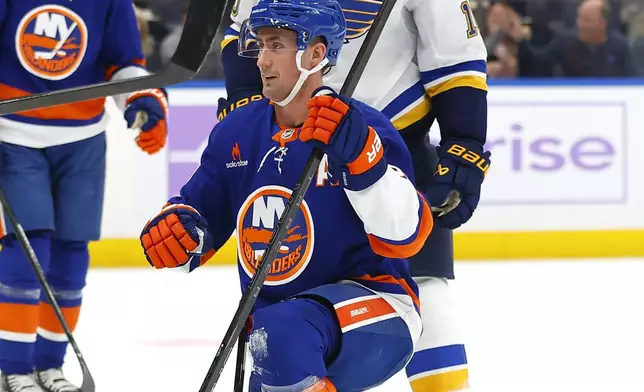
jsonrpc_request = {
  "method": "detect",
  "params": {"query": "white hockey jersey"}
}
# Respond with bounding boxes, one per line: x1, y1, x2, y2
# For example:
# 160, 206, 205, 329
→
224, 0, 488, 131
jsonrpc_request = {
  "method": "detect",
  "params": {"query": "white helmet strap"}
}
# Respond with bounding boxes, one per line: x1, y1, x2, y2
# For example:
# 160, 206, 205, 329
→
273, 50, 329, 107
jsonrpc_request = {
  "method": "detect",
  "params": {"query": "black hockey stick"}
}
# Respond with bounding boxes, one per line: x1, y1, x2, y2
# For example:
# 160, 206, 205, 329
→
0, 0, 228, 115
232, 329, 247, 392
198, 0, 398, 390
0, 188, 95, 392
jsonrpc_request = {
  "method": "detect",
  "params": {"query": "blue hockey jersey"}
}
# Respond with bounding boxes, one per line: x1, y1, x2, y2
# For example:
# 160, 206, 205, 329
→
0, 0, 148, 147
172, 98, 433, 311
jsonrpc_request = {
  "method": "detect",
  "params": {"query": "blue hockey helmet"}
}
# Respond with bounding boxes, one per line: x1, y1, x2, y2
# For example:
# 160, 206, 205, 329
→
238, 0, 347, 66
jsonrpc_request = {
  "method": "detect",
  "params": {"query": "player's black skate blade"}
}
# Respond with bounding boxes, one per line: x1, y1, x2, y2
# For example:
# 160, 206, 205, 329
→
0, 0, 228, 115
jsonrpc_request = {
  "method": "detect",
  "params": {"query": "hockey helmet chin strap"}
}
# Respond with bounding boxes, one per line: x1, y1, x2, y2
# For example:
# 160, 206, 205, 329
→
273, 51, 329, 107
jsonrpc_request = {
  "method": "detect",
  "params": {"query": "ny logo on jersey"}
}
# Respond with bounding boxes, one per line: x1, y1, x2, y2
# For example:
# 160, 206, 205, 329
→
237, 186, 315, 286
15, 5, 88, 80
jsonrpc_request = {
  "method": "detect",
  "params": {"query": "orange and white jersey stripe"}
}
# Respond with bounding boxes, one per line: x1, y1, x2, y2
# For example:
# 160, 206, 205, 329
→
344, 165, 433, 259
0, 64, 150, 149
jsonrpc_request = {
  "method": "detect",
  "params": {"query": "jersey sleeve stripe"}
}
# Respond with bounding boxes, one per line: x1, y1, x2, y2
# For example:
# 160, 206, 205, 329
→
2, 113, 104, 127
391, 98, 431, 131
0, 83, 105, 122
426, 74, 488, 98
105, 58, 147, 80
420, 59, 487, 86
220, 26, 240, 50
367, 192, 432, 259
381, 81, 425, 119
380, 81, 431, 131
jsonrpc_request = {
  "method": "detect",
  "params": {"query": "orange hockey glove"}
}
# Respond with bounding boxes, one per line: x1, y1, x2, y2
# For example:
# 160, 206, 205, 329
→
125, 88, 169, 155
300, 87, 386, 191
140, 204, 214, 269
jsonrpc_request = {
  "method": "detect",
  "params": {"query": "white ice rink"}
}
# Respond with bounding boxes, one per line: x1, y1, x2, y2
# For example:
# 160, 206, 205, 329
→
59, 259, 644, 392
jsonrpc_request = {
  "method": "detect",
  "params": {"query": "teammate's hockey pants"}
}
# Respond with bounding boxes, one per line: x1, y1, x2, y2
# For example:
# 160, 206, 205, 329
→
0, 134, 105, 374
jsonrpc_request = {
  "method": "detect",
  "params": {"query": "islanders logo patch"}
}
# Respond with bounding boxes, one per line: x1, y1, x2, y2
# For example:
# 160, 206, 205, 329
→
237, 185, 314, 286
15, 5, 88, 81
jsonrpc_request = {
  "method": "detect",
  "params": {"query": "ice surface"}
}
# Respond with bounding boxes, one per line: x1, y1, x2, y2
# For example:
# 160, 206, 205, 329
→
57, 259, 644, 392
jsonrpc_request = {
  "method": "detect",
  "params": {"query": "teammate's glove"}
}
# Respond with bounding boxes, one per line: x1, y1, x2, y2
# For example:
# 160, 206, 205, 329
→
300, 87, 386, 191
140, 204, 214, 269
124, 88, 169, 155
427, 140, 491, 229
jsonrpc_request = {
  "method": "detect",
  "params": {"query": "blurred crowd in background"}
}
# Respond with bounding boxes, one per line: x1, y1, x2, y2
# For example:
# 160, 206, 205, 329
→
133, 0, 644, 79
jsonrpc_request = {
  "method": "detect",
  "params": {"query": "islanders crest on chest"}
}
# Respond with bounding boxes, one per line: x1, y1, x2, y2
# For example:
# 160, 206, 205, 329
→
233, 126, 346, 286
15, 4, 89, 80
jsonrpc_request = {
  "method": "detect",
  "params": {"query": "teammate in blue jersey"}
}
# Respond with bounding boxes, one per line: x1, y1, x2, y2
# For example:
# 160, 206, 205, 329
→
139, 0, 433, 390
219, 0, 492, 390
0, 1, 168, 391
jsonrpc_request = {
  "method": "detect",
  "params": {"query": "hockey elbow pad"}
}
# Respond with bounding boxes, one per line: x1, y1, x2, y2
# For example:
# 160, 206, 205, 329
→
140, 204, 215, 269
427, 140, 491, 229
300, 87, 387, 191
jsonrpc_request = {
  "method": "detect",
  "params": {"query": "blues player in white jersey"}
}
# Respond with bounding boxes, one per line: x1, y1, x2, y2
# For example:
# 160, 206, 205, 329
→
218, 0, 491, 390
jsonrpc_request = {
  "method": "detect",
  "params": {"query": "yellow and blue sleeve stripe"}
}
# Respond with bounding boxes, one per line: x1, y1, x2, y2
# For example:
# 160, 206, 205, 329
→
220, 25, 240, 51
381, 82, 431, 131
423, 60, 488, 144
406, 344, 469, 392
421, 60, 488, 98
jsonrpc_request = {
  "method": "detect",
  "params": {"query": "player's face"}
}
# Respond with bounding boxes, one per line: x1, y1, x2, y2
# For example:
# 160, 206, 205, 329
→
256, 28, 300, 102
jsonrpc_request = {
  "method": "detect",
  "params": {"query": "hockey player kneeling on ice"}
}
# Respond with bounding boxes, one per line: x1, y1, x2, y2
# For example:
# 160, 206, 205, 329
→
139, 0, 433, 390
0, 1, 169, 391
220, 0, 492, 387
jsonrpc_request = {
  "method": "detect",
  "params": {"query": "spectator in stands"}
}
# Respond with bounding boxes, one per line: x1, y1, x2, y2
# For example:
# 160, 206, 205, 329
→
134, 4, 156, 59
631, 14, 644, 74
485, 1, 522, 77
159, 5, 189, 67
516, 0, 640, 77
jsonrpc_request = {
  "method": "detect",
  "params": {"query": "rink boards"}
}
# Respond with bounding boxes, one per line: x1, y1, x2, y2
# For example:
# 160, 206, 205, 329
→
90, 79, 644, 267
